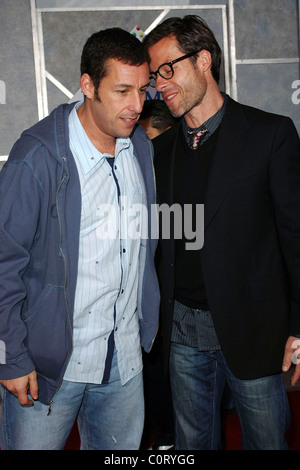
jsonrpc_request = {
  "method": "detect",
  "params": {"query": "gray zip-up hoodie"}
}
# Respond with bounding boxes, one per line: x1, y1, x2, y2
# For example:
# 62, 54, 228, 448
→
0, 102, 160, 405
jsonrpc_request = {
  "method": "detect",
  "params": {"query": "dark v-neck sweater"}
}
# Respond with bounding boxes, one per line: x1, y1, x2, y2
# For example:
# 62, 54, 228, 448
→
173, 125, 220, 310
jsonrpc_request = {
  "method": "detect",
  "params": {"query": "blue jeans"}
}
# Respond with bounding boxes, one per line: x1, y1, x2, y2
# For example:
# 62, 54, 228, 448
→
0, 351, 144, 450
169, 343, 290, 450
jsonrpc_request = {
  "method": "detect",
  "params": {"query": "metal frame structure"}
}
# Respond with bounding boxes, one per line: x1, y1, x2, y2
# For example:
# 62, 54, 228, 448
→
1, 0, 299, 162
30, 1, 231, 120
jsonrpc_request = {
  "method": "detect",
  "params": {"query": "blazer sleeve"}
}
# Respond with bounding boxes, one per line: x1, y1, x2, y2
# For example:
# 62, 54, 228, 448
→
269, 116, 300, 335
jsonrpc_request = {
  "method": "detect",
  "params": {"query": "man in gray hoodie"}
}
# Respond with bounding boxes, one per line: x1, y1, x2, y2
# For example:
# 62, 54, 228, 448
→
0, 27, 159, 450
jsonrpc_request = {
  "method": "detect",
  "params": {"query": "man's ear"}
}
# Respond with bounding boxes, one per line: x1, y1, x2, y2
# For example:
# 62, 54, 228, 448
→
80, 73, 95, 99
198, 49, 212, 73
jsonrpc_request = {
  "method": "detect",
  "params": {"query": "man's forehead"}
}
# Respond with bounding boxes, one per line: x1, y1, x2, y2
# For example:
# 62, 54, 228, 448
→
148, 37, 182, 62
102, 58, 149, 86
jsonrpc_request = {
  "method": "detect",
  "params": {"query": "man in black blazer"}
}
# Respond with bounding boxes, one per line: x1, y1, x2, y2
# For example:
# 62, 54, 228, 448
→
143, 15, 300, 450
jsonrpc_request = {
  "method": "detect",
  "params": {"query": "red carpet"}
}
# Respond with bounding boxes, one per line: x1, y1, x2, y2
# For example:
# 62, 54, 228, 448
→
63, 390, 300, 450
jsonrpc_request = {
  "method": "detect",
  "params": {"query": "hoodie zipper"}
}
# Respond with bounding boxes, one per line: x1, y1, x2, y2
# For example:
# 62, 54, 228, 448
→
145, 140, 159, 352
47, 157, 73, 415
147, 139, 157, 204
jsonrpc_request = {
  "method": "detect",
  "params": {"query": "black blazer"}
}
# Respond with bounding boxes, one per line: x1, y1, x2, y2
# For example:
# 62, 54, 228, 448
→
153, 96, 300, 380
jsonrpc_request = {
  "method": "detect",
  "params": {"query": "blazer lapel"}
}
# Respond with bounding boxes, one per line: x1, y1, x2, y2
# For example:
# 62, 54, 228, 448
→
204, 98, 250, 230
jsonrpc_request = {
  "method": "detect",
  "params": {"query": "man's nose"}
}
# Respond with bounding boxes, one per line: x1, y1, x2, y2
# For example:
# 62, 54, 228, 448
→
154, 74, 168, 92
128, 92, 144, 114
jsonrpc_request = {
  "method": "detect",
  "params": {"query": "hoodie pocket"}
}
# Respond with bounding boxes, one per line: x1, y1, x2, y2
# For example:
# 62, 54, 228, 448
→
23, 285, 70, 380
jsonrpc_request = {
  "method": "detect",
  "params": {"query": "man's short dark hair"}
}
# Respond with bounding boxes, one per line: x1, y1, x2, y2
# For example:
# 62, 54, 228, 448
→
81, 27, 149, 91
143, 15, 222, 84
140, 99, 179, 131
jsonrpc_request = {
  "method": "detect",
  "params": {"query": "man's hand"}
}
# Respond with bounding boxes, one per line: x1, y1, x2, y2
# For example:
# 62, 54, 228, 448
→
282, 336, 300, 386
0, 371, 38, 405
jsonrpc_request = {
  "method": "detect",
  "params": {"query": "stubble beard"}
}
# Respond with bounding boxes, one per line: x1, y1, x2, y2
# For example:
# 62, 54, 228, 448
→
167, 79, 207, 119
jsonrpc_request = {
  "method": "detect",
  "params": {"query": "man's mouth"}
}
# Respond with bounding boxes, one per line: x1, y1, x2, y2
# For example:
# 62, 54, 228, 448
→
164, 92, 177, 103
121, 117, 138, 126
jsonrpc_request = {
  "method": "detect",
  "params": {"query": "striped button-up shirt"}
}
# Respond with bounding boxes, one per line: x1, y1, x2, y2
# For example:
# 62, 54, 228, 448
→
64, 101, 144, 385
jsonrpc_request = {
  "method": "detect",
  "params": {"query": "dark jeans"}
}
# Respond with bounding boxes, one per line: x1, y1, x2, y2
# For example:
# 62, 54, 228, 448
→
170, 343, 290, 450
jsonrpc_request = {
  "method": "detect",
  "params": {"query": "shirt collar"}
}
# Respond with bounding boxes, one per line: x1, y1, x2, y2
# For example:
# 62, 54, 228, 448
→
182, 92, 228, 142
69, 101, 133, 175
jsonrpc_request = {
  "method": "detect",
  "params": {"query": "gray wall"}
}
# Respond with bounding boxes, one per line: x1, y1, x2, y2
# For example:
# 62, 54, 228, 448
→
0, 0, 39, 160
0, 0, 299, 168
